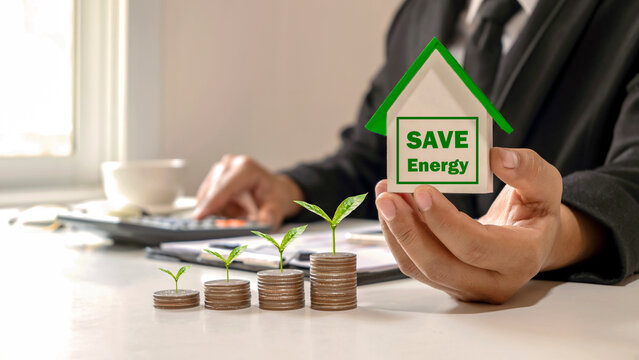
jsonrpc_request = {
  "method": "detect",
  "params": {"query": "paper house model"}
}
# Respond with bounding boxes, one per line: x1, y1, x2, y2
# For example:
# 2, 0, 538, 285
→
365, 37, 513, 193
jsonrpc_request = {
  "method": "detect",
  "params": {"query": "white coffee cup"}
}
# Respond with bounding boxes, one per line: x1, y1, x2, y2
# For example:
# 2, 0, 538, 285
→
101, 159, 186, 213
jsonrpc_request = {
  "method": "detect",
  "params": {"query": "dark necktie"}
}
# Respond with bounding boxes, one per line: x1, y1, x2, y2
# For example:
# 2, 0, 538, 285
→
463, 0, 521, 97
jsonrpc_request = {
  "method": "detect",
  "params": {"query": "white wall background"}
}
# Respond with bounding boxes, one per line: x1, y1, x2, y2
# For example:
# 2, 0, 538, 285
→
155, 0, 402, 194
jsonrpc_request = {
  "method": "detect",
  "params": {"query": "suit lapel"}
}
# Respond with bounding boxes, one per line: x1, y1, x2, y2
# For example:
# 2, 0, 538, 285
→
492, 0, 600, 149
476, 0, 601, 214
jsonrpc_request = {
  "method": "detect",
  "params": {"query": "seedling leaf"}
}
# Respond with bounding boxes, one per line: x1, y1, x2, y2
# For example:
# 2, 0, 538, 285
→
296, 193, 369, 254
203, 249, 228, 263
294, 201, 331, 223
281, 225, 307, 250
158, 268, 176, 281
175, 265, 192, 281
251, 231, 281, 251
226, 245, 248, 264
332, 193, 367, 225
159, 266, 190, 293
204, 246, 247, 282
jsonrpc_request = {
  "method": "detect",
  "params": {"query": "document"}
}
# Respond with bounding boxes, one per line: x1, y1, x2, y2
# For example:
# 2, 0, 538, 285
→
159, 220, 398, 273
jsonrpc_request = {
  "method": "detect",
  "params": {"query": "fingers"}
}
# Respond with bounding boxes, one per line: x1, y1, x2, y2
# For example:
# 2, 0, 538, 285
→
376, 189, 498, 297
219, 201, 248, 218
375, 181, 466, 297
196, 171, 211, 204
236, 191, 259, 220
491, 147, 563, 204
257, 202, 283, 228
193, 155, 262, 220
193, 155, 288, 228
197, 154, 233, 204
413, 185, 540, 274
375, 180, 535, 303
375, 181, 433, 284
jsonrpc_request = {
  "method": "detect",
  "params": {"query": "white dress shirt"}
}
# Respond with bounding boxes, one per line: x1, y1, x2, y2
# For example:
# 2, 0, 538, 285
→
448, 0, 539, 64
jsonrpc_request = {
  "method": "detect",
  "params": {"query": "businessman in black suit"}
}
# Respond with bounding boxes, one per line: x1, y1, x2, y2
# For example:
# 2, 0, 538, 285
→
194, 0, 639, 303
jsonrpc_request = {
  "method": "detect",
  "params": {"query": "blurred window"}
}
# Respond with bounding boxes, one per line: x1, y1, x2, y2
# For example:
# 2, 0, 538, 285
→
0, 0, 74, 157
0, 0, 122, 196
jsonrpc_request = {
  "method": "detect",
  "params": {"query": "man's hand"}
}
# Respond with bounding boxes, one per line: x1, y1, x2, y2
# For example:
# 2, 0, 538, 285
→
193, 155, 303, 227
375, 147, 605, 304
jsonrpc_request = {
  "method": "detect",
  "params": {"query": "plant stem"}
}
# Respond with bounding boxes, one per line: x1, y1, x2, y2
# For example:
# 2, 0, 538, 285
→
175, 279, 178, 294
226, 264, 229, 282
280, 251, 283, 273
331, 225, 336, 255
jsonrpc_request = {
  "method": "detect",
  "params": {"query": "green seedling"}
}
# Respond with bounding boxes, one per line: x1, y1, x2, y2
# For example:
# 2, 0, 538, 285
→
295, 193, 368, 254
251, 225, 308, 272
158, 265, 192, 294
203, 245, 248, 282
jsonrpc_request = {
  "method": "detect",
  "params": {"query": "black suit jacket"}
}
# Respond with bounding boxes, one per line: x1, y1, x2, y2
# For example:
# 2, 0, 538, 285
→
283, 0, 639, 284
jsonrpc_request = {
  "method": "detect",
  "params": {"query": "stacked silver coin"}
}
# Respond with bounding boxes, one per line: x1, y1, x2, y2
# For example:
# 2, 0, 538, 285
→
153, 289, 200, 309
257, 269, 305, 310
203, 279, 251, 310
310, 252, 357, 311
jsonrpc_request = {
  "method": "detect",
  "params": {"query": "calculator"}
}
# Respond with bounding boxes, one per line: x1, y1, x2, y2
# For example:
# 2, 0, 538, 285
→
57, 213, 271, 245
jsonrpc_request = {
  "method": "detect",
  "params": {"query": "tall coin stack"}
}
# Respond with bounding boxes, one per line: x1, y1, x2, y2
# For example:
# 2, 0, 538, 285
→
310, 252, 357, 311
257, 269, 305, 310
153, 289, 200, 309
203, 279, 251, 310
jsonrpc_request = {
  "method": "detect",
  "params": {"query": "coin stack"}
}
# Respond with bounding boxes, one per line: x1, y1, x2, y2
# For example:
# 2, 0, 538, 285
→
153, 289, 200, 309
203, 279, 251, 310
257, 269, 305, 311
310, 252, 357, 311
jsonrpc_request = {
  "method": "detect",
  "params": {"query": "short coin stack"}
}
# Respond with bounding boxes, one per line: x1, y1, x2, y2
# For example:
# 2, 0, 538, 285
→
153, 289, 200, 309
257, 269, 305, 310
310, 252, 357, 311
203, 279, 251, 310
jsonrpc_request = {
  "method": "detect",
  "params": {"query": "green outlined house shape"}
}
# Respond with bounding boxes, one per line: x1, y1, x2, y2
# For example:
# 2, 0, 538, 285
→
365, 37, 513, 194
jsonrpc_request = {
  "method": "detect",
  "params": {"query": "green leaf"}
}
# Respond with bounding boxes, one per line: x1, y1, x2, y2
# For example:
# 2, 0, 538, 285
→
332, 193, 368, 225
175, 265, 191, 281
226, 245, 248, 265
158, 267, 176, 281
294, 200, 332, 223
251, 230, 281, 251
281, 224, 307, 251
203, 249, 228, 263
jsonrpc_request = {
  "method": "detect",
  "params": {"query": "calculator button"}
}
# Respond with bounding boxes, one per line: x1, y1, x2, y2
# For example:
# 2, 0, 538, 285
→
227, 219, 246, 227
215, 219, 231, 228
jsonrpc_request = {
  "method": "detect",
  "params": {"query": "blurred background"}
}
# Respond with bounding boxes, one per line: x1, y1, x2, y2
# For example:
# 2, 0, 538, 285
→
0, 0, 402, 205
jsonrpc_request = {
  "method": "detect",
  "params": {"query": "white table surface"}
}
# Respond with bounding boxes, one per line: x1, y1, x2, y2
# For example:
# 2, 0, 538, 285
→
1, 218, 638, 360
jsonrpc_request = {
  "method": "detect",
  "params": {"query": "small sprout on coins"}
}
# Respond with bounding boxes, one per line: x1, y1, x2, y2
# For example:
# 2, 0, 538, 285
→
158, 265, 192, 294
203, 245, 248, 282
251, 225, 308, 272
295, 193, 367, 254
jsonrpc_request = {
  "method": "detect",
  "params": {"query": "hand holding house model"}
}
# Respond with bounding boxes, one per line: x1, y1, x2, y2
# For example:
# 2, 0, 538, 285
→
366, 37, 513, 193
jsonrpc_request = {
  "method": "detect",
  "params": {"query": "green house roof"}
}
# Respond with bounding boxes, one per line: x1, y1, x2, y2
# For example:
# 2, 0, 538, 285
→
365, 37, 513, 136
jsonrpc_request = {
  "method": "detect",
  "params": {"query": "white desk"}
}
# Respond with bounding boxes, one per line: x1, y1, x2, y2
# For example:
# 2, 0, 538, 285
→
1, 219, 638, 359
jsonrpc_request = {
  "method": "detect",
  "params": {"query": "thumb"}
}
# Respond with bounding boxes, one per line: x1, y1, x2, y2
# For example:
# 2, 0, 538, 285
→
490, 147, 563, 203
257, 202, 283, 227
